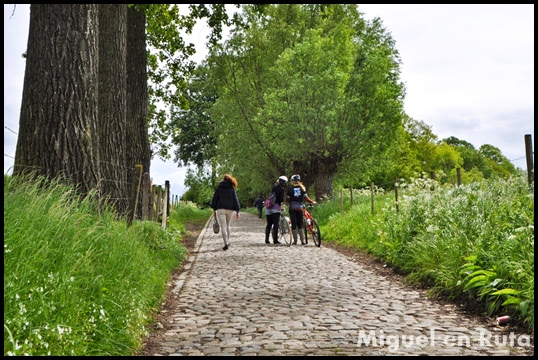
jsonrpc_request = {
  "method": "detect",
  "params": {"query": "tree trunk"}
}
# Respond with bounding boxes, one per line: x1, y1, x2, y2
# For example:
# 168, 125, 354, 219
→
14, 4, 100, 195
313, 171, 334, 202
126, 6, 151, 216
98, 4, 129, 215
312, 158, 337, 201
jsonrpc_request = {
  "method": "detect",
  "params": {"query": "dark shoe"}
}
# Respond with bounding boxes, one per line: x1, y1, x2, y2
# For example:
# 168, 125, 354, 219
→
223, 245, 229, 251
265, 240, 270, 244
273, 241, 281, 245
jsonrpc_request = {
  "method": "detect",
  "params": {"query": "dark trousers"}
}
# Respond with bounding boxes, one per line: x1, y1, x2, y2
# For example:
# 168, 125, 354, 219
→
289, 209, 303, 230
265, 212, 281, 243
257, 206, 263, 218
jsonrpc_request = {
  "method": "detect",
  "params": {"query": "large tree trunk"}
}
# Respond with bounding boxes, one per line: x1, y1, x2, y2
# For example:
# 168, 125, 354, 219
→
14, 4, 100, 195
98, 4, 128, 215
312, 158, 337, 201
126, 6, 151, 216
126, 7, 150, 173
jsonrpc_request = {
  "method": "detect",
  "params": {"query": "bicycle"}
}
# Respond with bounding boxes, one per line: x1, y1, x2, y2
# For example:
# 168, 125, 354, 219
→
302, 204, 322, 247
278, 205, 292, 246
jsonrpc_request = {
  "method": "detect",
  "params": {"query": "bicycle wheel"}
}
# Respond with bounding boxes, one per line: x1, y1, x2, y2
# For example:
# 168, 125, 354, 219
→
311, 219, 322, 247
279, 216, 292, 246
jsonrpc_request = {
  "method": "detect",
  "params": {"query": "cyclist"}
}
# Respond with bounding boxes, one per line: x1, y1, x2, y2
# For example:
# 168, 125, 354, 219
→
265, 175, 288, 244
285, 174, 316, 245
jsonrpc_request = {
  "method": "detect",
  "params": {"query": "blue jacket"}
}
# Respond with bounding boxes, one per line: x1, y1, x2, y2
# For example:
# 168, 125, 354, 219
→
211, 180, 241, 213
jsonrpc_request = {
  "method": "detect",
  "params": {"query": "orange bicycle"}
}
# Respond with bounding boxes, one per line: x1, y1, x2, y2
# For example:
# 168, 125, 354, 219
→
302, 204, 321, 247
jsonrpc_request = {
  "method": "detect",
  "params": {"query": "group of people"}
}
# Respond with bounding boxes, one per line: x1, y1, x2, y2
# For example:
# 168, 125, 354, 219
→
262, 174, 316, 245
211, 173, 315, 251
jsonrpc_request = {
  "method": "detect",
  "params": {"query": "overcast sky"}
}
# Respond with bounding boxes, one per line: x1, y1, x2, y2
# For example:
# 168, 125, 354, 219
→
4, 4, 534, 197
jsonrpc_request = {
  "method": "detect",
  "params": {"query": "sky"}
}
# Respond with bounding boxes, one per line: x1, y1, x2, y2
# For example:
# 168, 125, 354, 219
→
4, 4, 534, 198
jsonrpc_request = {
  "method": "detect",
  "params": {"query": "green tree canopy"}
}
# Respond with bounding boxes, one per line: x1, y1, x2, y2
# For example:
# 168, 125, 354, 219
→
207, 4, 405, 200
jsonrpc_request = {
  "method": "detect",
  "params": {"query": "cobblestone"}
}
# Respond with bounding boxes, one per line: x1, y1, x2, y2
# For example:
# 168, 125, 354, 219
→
143, 213, 534, 356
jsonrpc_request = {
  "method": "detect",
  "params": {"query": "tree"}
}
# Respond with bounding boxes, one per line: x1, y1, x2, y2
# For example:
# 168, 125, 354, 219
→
14, 4, 101, 195
126, 5, 151, 186
210, 4, 405, 200
98, 4, 129, 214
479, 144, 517, 178
14, 4, 235, 215
432, 142, 463, 183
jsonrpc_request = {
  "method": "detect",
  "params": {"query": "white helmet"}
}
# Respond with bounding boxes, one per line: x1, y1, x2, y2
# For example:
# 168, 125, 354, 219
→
291, 174, 301, 182
278, 175, 288, 183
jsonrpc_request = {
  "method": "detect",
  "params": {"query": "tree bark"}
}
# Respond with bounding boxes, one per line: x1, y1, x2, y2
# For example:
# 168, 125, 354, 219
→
98, 4, 129, 214
14, 4, 100, 195
126, 6, 151, 216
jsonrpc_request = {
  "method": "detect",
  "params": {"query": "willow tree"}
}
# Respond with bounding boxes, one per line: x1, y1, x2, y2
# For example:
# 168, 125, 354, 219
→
210, 4, 405, 200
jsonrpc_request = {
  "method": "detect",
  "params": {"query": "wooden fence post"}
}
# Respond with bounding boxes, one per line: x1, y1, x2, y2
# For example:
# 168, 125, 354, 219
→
142, 172, 149, 220
456, 168, 462, 186
525, 134, 534, 186
155, 186, 162, 223
162, 181, 169, 230
148, 180, 154, 221
126, 164, 143, 227
165, 180, 170, 218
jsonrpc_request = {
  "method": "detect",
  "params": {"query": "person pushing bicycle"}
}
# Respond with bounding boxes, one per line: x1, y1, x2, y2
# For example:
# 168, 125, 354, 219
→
285, 174, 316, 245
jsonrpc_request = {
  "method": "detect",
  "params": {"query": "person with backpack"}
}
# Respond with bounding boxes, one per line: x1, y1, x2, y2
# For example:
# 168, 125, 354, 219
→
286, 174, 316, 245
211, 174, 241, 251
253, 195, 264, 219
264, 175, 288, 244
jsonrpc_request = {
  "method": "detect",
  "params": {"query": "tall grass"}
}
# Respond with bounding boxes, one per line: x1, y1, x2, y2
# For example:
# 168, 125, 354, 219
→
4, 174, 196, 355
320, 175, 534, 333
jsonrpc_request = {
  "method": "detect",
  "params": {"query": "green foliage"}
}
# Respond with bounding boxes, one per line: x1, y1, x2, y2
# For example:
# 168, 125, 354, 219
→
141, 4, 240, 158
181, 167, 215, 208
4, 174, 192, 355
320, 175, 534, 332
208, 4, 405, 200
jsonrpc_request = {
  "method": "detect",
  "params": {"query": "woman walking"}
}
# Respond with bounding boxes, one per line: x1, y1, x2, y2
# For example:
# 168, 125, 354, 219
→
211, 174, 241, 250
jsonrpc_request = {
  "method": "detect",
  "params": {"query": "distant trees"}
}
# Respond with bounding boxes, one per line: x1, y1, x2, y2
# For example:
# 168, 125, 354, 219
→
170, 4, 519, 205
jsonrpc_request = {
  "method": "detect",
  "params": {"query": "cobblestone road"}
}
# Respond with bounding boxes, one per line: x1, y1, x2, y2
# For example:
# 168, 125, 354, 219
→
146, 212, 533, 356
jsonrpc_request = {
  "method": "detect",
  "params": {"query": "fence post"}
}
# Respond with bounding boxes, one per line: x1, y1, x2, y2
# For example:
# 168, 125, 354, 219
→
155, 186, 162, 223
456, 168, 462, 186
370, 182, 375, 215
142, 172, 149, 220
430, 171, 436, 191
165, 180, 170, 217
394, 178, 399, 213
162, 180, 169, 230
148, 180, 154, 221
525, 134, 534, 186
126, 164, 143, 227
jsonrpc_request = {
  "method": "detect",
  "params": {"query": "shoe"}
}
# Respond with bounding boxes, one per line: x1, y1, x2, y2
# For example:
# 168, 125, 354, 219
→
265, 240, 270, 244
223, 245, 229, 250
273, 241, 281, 245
